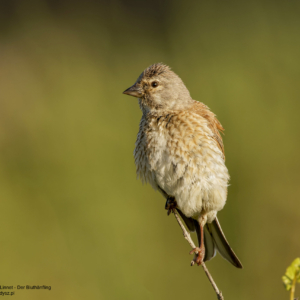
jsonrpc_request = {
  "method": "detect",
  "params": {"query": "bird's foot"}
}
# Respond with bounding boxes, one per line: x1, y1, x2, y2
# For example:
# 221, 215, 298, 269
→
190, 247, 205, 266
165, 197, 177, 215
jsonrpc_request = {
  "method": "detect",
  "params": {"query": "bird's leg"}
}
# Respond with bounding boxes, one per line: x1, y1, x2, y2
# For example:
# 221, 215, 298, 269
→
189, 225, 205, 265
165, 197, 177, 215
190, 215, 207, 266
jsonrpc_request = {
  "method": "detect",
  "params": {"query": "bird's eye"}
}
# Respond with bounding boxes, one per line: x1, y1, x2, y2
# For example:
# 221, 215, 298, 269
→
151, 81, 159, 88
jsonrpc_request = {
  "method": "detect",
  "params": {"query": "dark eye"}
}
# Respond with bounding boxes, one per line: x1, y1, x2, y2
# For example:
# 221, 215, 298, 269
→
151, 81, 158, 88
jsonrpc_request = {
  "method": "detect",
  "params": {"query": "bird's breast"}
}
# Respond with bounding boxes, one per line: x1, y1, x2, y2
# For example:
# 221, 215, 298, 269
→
134, 111, 229, 218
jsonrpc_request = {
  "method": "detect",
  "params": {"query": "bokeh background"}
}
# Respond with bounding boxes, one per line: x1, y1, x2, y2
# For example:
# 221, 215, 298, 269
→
0, 0, 300, 299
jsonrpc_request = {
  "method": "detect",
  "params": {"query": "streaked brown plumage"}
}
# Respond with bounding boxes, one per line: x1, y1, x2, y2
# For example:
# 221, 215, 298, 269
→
123, 63, 242, 268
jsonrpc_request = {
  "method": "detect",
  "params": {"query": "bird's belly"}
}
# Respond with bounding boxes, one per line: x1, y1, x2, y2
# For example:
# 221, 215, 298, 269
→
134, 115, 229, 220
147, 136, 229, 219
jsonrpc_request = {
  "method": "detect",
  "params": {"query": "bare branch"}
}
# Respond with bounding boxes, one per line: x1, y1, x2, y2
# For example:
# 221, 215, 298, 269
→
173, 210, 224, 300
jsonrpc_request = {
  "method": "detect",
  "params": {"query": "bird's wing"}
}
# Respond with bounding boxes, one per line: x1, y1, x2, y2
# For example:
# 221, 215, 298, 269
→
190, 101, 225, 160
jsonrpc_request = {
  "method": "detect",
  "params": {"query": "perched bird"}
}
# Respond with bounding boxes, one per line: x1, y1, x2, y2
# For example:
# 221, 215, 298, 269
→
123, 63, 242, 268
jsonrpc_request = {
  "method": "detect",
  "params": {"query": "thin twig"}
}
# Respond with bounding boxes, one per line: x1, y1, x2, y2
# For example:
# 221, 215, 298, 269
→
173, 210, 224, 300
291, 275, 297, 300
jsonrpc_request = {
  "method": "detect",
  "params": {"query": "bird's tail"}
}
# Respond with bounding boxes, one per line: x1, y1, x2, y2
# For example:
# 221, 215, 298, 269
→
195, 217, 243, 268
206, 217, 243, 268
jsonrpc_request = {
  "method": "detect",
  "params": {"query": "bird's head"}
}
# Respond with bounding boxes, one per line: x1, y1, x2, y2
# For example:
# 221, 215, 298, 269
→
123, 63, 192, 112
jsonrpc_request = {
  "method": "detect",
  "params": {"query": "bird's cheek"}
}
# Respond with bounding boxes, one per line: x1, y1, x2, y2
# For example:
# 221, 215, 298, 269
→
152, 94, 164, 106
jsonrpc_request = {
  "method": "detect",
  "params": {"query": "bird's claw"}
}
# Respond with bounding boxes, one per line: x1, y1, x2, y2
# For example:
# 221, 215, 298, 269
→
165, 198, 177, 215
190, 247, 205, 266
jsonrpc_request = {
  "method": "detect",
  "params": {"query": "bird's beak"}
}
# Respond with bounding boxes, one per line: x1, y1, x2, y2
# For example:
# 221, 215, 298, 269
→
123, 83, 143, 98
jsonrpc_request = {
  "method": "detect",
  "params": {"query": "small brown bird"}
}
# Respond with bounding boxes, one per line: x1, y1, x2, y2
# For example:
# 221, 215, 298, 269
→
123, 63, 242, 268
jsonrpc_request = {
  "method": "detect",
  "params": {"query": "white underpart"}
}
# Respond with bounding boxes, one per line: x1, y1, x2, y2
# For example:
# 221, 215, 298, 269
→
134, 111, 229, 222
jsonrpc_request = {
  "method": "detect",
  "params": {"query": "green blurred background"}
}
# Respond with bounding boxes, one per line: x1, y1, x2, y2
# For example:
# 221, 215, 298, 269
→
0, 0, 299, 299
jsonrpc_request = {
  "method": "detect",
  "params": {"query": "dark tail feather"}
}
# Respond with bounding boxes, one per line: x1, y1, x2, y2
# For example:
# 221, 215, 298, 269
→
207, 217, 243, 268
179, 213, 242, 268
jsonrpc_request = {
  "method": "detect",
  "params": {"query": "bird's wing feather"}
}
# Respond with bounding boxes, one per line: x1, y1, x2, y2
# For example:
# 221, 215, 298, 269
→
191, 101, 225, 160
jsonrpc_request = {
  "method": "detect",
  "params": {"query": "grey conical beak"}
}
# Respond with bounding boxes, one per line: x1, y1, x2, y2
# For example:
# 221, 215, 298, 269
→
123, 83, 143, 98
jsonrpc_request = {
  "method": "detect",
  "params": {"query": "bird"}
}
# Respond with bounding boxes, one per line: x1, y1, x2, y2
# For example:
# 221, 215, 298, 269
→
123, 63, 242, 268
